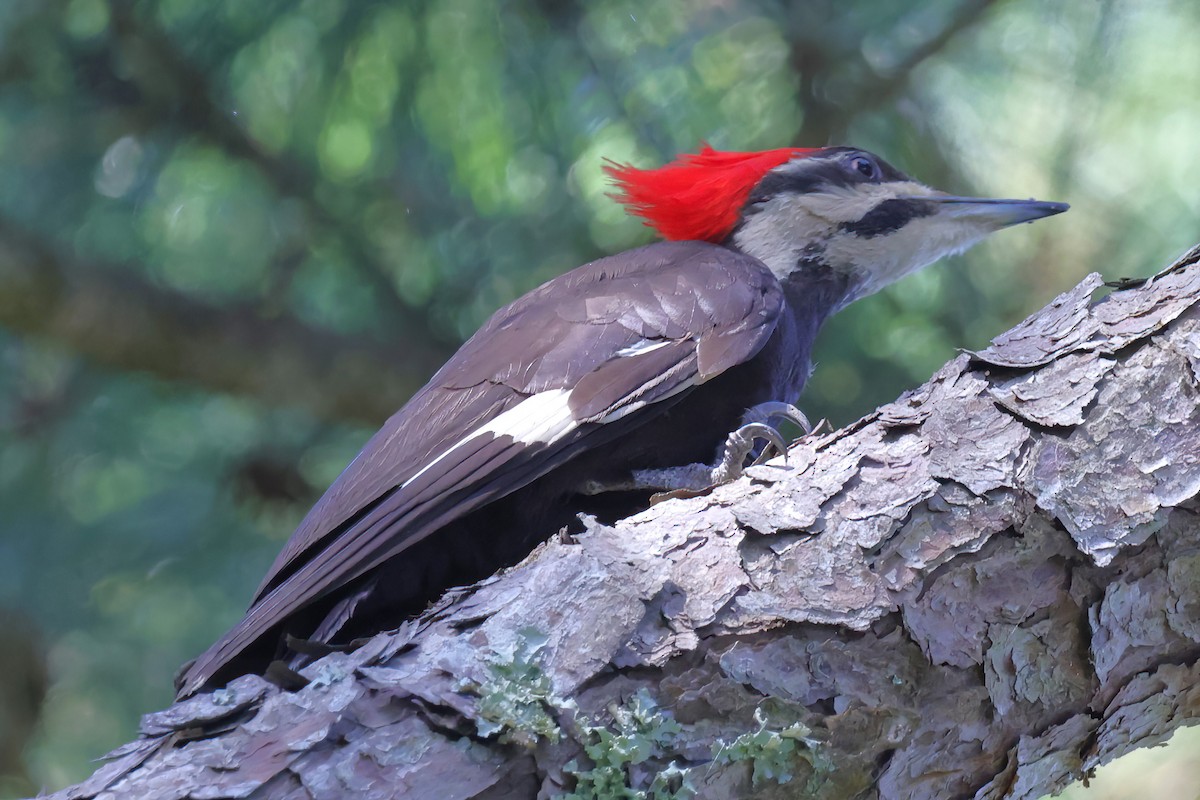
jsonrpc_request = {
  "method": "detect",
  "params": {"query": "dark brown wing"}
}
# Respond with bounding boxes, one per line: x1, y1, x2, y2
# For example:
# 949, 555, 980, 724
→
178, 240, 783, 696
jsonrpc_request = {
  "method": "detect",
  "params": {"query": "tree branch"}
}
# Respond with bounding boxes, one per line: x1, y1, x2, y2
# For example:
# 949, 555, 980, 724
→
47, 244, 1200, 799
0, 217, 451, 425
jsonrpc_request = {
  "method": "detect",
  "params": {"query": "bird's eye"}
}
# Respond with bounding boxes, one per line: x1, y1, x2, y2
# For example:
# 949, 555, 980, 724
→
850, 155, 877, 179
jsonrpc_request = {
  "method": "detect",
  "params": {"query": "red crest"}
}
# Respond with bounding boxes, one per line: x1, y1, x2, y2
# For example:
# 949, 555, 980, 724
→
605, 144, 818, 242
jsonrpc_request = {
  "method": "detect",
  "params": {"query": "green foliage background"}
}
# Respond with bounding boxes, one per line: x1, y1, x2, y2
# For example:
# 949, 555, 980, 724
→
0, 0, 1198, 795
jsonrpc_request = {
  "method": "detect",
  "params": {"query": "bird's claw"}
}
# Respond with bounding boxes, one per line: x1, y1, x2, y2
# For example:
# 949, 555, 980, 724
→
711, 401, 819, 482
739, 401, 812, 434
582, 402, 815, 494
711, 422, 788, 484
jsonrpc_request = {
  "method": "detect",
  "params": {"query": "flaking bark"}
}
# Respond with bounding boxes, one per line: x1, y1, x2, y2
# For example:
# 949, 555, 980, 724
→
45, 244, 1200, 800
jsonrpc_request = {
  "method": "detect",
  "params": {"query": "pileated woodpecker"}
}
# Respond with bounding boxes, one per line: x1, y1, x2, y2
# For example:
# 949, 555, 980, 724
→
178, 145, 1067, 697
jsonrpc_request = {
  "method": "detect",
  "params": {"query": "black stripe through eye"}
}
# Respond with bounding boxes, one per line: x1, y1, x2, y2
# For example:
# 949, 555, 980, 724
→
839, 198, 935, 238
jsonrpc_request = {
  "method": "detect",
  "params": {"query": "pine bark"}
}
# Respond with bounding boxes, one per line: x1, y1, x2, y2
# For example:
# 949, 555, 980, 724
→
49, 245, 1200, 800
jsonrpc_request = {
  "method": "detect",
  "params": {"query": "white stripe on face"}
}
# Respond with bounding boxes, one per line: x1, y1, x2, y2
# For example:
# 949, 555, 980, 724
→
732, 177, 1004, 299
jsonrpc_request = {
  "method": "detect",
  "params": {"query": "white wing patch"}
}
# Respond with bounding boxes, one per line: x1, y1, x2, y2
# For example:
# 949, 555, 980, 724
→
615, 339, 673, 358
400, 389, 576, 490
399, 340, 700, 492
479, 388, 576, 444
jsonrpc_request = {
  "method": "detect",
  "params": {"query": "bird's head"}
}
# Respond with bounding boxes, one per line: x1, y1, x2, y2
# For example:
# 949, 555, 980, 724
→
607, 145, 1067, 304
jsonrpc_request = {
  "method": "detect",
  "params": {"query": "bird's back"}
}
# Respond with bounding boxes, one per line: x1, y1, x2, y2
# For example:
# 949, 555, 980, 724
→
178, 240, 788, 695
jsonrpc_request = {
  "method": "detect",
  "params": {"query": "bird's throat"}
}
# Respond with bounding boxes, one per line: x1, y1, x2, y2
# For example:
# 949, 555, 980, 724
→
781, 254, 862, 322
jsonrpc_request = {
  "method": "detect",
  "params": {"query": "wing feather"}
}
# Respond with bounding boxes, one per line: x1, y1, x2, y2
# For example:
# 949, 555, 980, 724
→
179, 240, 784, 696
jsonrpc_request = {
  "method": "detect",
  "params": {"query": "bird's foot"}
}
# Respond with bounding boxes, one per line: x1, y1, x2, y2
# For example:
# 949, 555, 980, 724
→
706, 401, 814, 483
738, 401, 813, 437
708, 422, 788, 483
580, 463, 711, 495
579, 402, 813, 496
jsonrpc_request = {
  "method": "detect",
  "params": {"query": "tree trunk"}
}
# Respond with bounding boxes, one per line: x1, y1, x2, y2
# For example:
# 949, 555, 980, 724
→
48, 244, 1200, 800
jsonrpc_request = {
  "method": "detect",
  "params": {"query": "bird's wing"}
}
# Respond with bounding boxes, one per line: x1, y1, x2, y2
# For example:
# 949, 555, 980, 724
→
179, 240, 782, 695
